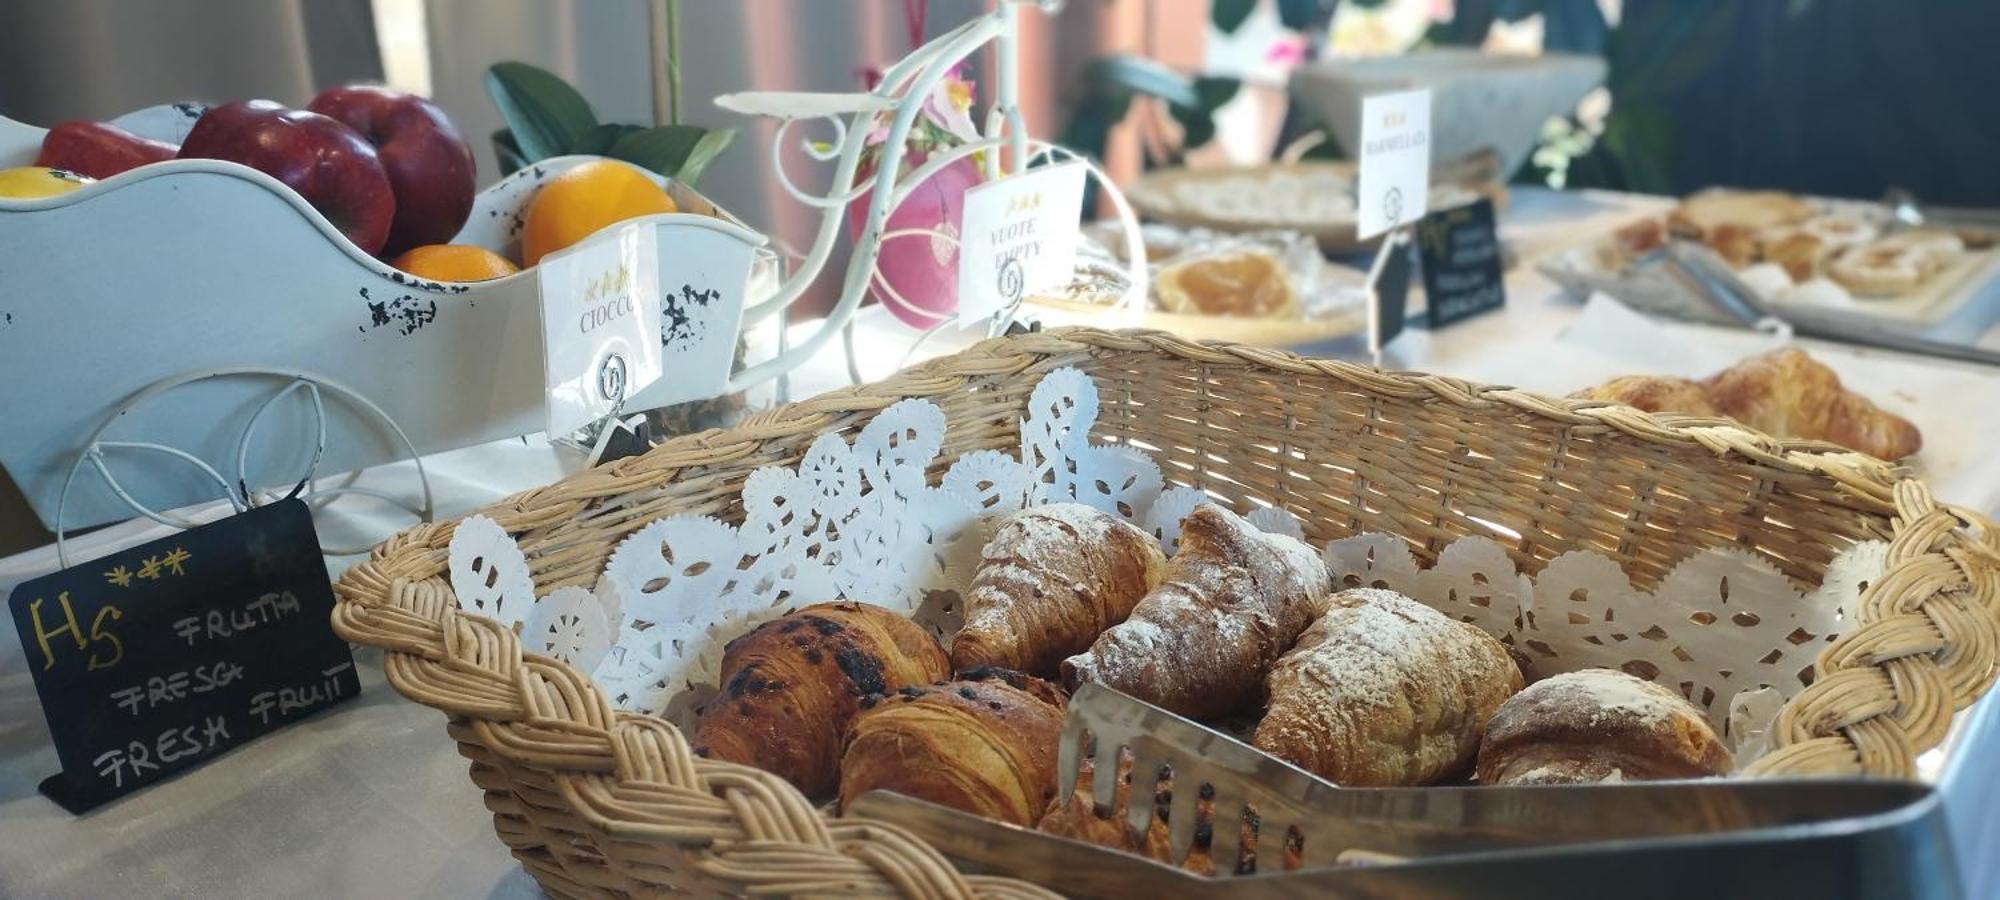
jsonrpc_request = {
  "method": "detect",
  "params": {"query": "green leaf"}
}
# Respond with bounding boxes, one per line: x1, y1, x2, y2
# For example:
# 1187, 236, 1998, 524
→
573, 123, 643, 156
1191, 76, 1241, 111
492, 128, 529, 176
485, 61, 599, 162
1211, 0, 1256, 34
1274, 0, 1321, 31
608, 125, 736, 185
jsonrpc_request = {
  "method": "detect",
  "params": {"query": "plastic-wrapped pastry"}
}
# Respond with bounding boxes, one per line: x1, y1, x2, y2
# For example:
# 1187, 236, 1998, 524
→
1476, 668, 1733, 784
1828, 229, 1964, 297
1154, 248, 1299, 318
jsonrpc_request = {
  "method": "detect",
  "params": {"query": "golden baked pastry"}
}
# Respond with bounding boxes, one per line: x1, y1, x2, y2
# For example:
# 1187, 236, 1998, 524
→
1576, 348, 1922, 460
1701, 347, 1922, 460
837, 668, 1066, 826
690, 601, 950, 797
1063, 504, 1331, 719
1828, 229, 1964, 297
1476, 668, 1733, 784
1252, 588, 1523, 786
1571, 375, 1721, 418
1665, 189, 1814, 240
951, 503, 1166, 678
1154, 249, 1299, 318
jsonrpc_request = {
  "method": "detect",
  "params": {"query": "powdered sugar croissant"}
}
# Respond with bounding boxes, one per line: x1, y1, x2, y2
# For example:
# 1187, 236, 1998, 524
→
1062, 504, 1331, 719
1253, 588, 1522, 786
951, 503, 1166, 678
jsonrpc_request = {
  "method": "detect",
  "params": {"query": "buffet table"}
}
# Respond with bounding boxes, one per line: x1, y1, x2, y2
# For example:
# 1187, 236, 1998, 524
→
2, 188, 1994, 898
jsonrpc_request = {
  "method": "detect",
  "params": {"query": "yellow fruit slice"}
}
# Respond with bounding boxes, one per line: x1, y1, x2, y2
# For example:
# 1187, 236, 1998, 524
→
520, 160, 676, 267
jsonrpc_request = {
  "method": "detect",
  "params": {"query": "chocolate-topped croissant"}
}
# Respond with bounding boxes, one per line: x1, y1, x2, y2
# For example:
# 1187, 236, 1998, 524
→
691, 601, 949, 797
837, 667, 1067, 826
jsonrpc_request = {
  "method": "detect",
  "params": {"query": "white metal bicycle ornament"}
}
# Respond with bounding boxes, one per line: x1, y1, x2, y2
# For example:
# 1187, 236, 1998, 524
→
714, 0, 1148, 392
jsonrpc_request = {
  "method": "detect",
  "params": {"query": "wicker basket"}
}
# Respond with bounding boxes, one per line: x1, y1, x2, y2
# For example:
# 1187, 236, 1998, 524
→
332, 327, 1999, 898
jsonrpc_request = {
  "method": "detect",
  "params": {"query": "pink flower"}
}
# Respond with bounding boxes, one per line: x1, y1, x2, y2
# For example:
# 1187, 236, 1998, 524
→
1264, 35, 1309, 66
923, 70, 981, 143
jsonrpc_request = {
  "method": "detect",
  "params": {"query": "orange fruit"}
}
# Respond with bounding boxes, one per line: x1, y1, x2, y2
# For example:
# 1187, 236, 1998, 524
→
519, 160, 676, 266
391, 244, 521, 282
0, 165, 93, 199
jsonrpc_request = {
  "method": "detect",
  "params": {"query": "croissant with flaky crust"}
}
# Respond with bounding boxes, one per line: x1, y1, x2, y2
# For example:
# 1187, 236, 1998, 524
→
951, 503, 1166, 678
1062, 504, 1331, 720
1574, 347, 1921, 460
1252, 588, 1522, 786
1571, 375, 1721, 418
1701, 347, 1921, 460
837, 668, 1067, 826
691, 601, 949, 798
1477, 669, 1733, 785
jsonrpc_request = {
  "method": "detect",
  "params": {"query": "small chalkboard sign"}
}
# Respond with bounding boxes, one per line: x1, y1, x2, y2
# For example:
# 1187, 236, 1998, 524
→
10, 498, 356, 813
1375, 237, 1416, 348
1416, 198, 1506, 328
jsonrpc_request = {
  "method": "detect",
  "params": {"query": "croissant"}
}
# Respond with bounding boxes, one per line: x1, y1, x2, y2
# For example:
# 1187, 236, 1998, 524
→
1476, 669, 1733, 785
1252, 588, 1522, 786
1574, 348, 1921, 460
1701, 347, 1921, 460
952, 503, 1167, 678
1571, 375, 1720, 418
691, 601, 949, 797
1063, 504, 1331, 720
837, 668, 1066, 826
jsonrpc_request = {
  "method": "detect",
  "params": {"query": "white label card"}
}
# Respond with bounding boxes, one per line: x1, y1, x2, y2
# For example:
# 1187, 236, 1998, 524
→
537, 223, 665, 435
956, 161, 1089, 329
1355, 89, 1432, 240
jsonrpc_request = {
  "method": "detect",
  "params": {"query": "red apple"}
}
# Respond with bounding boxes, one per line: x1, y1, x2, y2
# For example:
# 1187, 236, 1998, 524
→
177, 100, 396, 256
307, 86, 475, 257
35, 121, 178, 179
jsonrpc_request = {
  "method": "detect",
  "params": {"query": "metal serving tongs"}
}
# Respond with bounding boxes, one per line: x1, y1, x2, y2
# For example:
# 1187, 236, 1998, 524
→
852, 683, 1958, 899
1638, 240, 2000, 368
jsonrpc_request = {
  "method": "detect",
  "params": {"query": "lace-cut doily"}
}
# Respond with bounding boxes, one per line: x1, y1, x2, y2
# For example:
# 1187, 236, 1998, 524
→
442, 366, 1883, 764
1322, 531, 1884, 761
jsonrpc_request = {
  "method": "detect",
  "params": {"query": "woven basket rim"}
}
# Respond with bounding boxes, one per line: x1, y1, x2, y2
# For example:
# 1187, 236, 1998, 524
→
332, 326, 2000, 896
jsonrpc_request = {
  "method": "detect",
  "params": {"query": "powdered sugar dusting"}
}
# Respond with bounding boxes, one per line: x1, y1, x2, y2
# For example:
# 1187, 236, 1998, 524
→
1527, 669, 1690, 730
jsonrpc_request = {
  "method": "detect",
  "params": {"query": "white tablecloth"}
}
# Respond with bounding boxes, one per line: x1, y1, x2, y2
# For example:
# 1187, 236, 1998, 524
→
3, 188, 1995, 898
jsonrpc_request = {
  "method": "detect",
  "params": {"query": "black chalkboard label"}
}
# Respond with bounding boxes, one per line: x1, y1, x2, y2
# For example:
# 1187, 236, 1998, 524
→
1375, 237, 1415, 348
10, 499, 357, 813
1417, 198, 1506, 328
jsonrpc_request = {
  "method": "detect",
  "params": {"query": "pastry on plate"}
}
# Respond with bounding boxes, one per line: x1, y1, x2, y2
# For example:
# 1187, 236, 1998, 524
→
1665, 189, 1814, 240
1476, 668, 1732, 784
1828, 229, 1965, 297
1252, 588, 1523, 786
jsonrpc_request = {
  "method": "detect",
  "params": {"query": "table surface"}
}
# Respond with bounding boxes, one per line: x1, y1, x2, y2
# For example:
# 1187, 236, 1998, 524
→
3, 188, 1995, 898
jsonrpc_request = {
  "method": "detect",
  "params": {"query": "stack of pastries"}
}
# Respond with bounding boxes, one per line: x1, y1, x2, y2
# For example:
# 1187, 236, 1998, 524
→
690, 502, 1733, 875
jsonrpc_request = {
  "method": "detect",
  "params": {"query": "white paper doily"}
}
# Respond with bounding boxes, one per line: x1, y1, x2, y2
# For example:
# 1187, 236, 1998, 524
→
443, 366, 1882, 765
